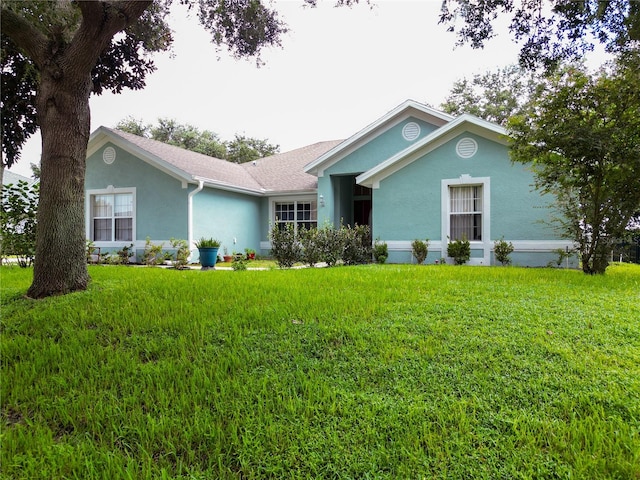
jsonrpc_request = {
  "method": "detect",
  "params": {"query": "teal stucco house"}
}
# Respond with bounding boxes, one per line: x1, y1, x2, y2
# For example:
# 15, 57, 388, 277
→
85, 100, 572, 265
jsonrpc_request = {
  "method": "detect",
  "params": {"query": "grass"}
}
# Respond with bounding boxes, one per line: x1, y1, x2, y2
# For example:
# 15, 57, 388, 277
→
1, 263, 639, 479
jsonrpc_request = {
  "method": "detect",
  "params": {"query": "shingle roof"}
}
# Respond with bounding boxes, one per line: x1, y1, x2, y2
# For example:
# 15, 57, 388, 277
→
242, 140, 344, 192
97, 127, 342, 194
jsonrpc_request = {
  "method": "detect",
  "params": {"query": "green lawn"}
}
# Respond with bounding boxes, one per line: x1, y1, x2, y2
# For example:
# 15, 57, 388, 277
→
2, 264, 639, 479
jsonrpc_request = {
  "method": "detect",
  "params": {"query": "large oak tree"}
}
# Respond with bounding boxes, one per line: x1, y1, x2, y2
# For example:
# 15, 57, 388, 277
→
1, 0, 286, 298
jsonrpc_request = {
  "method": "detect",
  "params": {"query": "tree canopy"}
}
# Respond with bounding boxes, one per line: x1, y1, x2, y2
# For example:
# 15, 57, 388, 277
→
508, 50, 640, 274
439, 64, 535, 125
440, 0, 640, 69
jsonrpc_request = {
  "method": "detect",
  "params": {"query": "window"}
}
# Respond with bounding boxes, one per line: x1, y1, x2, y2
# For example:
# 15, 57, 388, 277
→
274, 200, 317, 232
450, 185, 482, 241
90, 192, 134, 242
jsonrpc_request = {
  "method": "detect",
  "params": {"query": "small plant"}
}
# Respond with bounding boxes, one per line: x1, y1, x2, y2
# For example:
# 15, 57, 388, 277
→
447, 236, 471, 265
142, 237, 164, 266
549, 247, 574, 268
232, 255, 248, 271
170, 238, 190, 269
494, 237, 514, 266
195, 237, 221, 248
411, 238, 429, 265
373, 238, 388, 264
244, 248, 256, 260
115, 243, 135, 265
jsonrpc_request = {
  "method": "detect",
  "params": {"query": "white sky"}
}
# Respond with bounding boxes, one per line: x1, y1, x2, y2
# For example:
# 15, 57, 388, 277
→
9, 0, 608, 177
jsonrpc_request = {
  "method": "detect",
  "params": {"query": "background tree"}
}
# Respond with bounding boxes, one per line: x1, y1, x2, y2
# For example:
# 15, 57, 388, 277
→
508, 50, 640, 274
116, 117, 278, 162
440, 64, 535, 125
1, 0, 287, 298
225, 133, 279, 163
440, 0, 640, 69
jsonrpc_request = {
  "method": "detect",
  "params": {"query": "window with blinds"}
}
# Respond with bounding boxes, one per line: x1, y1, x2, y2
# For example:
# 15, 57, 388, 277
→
91, 193, 133, 241
450, 185, 482, 241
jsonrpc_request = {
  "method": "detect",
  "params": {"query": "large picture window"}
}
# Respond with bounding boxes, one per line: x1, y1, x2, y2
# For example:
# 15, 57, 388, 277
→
90, 192, 134, 242
449, 185, 482, 241
274, 200, 317, 232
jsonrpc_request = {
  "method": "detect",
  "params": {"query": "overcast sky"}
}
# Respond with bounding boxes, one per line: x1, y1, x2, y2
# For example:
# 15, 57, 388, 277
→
9, 0, 608, 177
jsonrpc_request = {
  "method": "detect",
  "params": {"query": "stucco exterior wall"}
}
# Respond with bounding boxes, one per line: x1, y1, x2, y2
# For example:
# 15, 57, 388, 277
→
85, 142, 188, 247
192, 188, 262, 259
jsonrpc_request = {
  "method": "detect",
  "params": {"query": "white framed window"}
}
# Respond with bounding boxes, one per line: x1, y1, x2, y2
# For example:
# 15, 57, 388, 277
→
272, 198, 317, 232
450, 185, 483, 241
442, 175, 490, 244
87, 187, 136, 243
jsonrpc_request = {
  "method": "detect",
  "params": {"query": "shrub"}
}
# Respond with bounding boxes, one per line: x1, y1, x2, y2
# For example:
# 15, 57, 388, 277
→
1, 179, 38, 268
142, 237, 164, 266
373, 238, 388, 264
447, 236, 471, 265
343, 224, 372, 265
411, 238, 429, 264
494, 237, 514, 266
113, 243, 135, 265
316, 224, 345, 266
170, 238, 190, 269
270, 223, 301, 268
299, 227, 322, 267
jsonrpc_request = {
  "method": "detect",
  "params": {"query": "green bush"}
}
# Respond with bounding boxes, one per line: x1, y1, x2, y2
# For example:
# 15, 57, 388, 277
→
494, 237, 514, 266
373, 238, 388, 264
269, 223, 301, 268
447, 236, 471, 265
299, 227, 322, 267
169, 238, 190, 269
316, 224, 345, 267
342, 224, 372, 265
142, 237, 164, 266
1, 180, 38, 267
411, 238, 429, 264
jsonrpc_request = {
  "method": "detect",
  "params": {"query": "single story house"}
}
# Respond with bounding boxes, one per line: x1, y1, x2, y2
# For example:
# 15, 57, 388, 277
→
85, 99, 573, 265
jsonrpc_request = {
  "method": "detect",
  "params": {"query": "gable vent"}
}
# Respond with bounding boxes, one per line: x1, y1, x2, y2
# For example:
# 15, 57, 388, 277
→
402, 122, 421, 141
103, 146, 116, 165
456, 137, 478, 158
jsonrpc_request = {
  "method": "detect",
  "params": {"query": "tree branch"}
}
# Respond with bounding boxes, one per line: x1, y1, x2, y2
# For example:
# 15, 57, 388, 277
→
0, 7, 48, 66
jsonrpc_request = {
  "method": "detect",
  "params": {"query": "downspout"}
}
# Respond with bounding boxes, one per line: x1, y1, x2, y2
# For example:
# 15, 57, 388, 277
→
187, 179, 204, 260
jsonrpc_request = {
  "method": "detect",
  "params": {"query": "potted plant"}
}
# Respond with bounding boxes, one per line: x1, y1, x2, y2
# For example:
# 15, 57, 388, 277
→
245, 248, 256, 260
195, 237, 221, 270
222, 247, 233, 263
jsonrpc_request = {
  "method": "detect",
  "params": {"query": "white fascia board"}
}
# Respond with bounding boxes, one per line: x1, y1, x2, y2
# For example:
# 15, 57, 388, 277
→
304, 99, 454, 175
87, 127, 192, 184
194, 176, 265, 196
356, 115, 508, 188
263, 189, 317, 197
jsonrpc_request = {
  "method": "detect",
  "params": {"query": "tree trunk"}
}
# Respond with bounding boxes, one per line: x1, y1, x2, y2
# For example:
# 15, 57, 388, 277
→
27, 65, 91, 298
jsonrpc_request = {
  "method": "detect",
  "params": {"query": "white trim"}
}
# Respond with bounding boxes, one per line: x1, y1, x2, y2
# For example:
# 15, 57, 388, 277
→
85, 186, 137, 244
441, 175, 491, 265
356, 114, 507, 188
304, 100, 453, 175
269, 195, 318, 233
188, 180, 204, 258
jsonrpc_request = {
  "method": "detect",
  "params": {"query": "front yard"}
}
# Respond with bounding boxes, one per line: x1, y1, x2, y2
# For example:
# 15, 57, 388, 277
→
2, 264, 639, 478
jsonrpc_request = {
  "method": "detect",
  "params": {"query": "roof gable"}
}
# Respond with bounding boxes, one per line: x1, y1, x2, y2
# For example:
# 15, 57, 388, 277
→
304, 100, 454, 176
356, 114, 508, 188
87, 127, 341, 195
